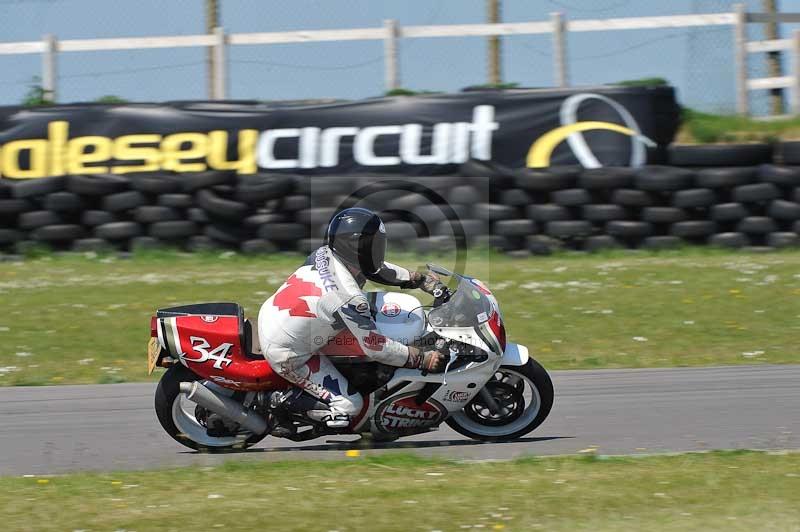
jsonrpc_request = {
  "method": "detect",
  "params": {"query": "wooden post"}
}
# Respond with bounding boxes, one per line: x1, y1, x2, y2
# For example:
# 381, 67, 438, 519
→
792, 29, 800, 114
206, 0, 220, 99
384, 19, 400, 92
763, 0, 785, 115
487, 0, 501, 85
734, 3, 749, 115
42, 34, 57, 103
213, 27, 227, 100
551, 12, 568, 88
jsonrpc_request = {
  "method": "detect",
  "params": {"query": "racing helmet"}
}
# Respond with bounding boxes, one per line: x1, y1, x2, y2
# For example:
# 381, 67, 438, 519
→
324, 208, 387, 275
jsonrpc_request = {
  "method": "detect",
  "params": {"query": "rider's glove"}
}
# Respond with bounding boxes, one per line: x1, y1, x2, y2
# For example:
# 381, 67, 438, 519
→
421, 349, 447, 373
410, 271, 443, 296
405, 346, 447, 373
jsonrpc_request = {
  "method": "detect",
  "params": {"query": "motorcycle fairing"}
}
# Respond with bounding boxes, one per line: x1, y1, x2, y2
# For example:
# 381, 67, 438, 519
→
351, 281, 510, 438
155, 308, 289, 391
360, 353, 499, 437
371, 391, 447, 436
427, 276, 506, 356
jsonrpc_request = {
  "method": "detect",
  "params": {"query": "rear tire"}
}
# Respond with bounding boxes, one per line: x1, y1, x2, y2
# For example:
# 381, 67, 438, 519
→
154, 365, 267, 452
445, 359, 553, 441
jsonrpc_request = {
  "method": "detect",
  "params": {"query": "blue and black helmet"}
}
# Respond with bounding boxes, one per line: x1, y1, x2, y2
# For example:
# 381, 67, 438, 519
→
324, 207, 387, 274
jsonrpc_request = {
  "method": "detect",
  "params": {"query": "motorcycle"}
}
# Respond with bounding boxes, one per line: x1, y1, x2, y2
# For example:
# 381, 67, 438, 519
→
147, 264, 553, 451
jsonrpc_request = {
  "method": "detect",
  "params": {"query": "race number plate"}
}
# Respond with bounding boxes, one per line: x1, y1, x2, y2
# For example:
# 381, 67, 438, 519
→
147, 337, 161, 375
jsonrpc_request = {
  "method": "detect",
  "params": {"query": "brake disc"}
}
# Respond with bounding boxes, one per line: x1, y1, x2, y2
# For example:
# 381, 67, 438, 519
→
464, 380, 525, 426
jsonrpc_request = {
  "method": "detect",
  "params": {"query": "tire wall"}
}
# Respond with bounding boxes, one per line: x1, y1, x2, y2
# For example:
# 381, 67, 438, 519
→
1, 142, 800, 255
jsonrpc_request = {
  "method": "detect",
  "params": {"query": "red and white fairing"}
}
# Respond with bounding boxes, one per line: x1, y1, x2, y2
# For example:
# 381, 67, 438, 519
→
155, 314, 289, 391
470, 278, 507, 355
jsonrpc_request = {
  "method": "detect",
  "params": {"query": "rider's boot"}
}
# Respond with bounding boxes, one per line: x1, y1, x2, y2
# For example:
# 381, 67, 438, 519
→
305, 409, 350, 430
267, 391, 297, 438
269, 388, 350, 434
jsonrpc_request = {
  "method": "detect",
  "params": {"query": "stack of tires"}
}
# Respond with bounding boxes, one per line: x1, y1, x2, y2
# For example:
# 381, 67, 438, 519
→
664, 143, 799, 250
0, 172, 294, 254
440, 144, 800, 254
1, 140, 799, 255
356, 169, 502, 255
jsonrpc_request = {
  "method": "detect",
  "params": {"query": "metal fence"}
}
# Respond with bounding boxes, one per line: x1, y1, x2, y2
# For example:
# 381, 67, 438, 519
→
0, 2, 798, 116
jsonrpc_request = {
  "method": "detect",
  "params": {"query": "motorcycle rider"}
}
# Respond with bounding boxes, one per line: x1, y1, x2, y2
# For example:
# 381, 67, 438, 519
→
257, 207, 447, 434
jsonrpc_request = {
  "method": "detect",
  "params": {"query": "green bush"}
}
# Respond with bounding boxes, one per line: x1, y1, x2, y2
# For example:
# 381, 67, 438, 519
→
385, 87, 442, 96
95, 95, 128, 104
613, 77, 669, 87
21, 77, 53, 107
679, 107, 800, 144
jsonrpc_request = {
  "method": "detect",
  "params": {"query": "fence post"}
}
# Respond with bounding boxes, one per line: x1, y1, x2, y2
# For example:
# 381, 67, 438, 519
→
42, 34, 57, 102
551, 12, 569, 88
384, 19, 400, 93
733, 3, 749, 115
487, 0, 502, 85
213, 26, 227, 100
793, 29, 800, 114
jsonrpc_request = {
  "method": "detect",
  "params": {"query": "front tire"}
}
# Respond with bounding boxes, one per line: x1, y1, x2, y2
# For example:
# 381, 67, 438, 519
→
154, 364, 266, 452
445, 359, 553, 441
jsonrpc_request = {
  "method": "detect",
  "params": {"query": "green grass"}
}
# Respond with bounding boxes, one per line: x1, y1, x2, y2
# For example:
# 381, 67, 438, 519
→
679, 108, 800, 144
0, 247, 799, 385
1, 451, 798, 531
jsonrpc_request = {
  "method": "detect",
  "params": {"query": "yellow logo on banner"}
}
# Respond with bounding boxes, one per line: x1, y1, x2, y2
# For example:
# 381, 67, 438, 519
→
526, 121, 638, 168
526, 93, 656, 169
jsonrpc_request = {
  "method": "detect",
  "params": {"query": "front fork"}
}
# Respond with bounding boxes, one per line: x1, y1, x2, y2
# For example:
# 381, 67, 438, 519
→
478, 387, 509, 416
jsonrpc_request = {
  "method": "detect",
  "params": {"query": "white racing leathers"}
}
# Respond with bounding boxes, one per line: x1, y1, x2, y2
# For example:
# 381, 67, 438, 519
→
258, 246, 419, 426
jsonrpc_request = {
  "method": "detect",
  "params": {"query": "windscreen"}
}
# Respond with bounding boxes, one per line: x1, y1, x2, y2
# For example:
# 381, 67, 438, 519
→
427, 277, 494, 328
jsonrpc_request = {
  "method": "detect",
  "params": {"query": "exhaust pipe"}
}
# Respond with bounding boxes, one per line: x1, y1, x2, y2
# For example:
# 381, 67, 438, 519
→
179, 381, 268, 435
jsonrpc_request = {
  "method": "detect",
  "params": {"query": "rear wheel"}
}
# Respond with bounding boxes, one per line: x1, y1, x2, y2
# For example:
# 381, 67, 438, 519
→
154, 365, 267, 452
445, 359, 553, 441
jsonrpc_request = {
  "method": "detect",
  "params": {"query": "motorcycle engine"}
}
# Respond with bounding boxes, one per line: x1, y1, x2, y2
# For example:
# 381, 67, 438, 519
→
337, 361, 395, 396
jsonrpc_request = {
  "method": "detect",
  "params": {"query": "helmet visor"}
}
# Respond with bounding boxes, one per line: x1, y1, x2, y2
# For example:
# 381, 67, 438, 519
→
358, 223, 386, 275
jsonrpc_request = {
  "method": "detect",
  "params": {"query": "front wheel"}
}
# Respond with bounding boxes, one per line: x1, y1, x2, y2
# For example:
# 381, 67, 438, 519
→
445, 359, 553, 441
154, 364, 267, 452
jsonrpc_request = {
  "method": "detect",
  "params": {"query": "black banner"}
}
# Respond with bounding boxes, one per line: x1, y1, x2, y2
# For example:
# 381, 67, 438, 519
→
0, 86, 679, 179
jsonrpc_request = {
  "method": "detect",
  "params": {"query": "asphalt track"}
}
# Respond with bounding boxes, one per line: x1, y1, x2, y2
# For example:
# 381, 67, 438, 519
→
0, 365, 798, 476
